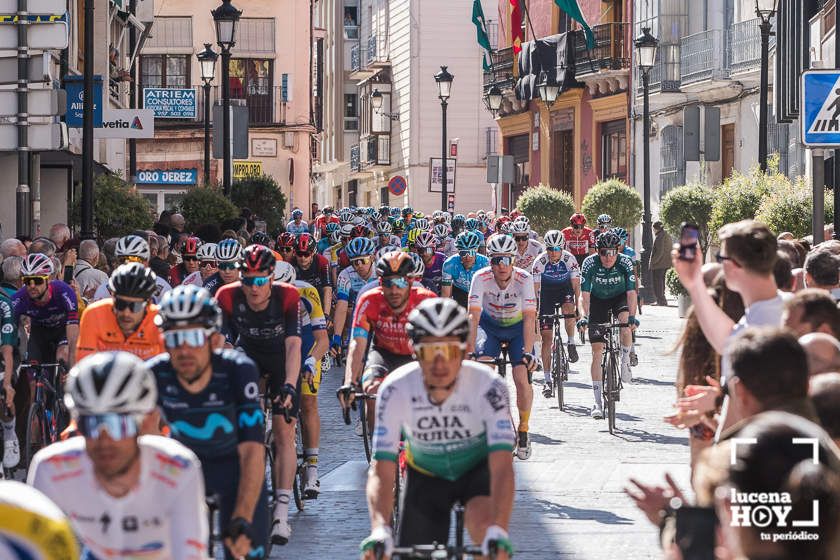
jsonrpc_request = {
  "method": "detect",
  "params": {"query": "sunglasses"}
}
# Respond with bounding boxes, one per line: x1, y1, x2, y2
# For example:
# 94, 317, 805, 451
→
514, 236, 529, 242
490, 256, 512, 266
599, 249, 618, 257
296, 251, 313, 258
547, 246, 563, 252
414, 341, 466, 361
22, 275, 49, 286
352, 257, 371, 267
200, 261, 218, 269
163, 328, 211, 349
121, 255, 145, 264
77, 413, 139, 440
572, 225, 583, 229
114, 298, 147, 313
381, 276, 409, 289
218, 262, 238, 271
241, 275, 271, 287
458, 250, 476, 258
183, 255, 198, 262
279, 247, 294, 253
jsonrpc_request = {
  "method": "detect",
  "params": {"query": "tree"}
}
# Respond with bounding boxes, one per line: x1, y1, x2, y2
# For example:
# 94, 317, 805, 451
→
514, 184, 576, 234
708, 166, 788, 238
71, 174, 153, 240
659, 184, 715, 254
755, 178, 835, 239
581, 178, 643, 230
178, 185, 239, 231
230, 175, 288, 235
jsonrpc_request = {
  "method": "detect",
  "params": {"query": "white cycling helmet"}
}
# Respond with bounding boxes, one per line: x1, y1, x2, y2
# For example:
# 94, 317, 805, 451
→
377, 222, 393, 235
407, 297, 470, 341
216, 239, 243, 262
21, 253, 55, 277
340, 223, 354, 237
510, 221, 530, 235
376, 245, 399, 260
543, 230, 565, 249
486, 234, 517, 256
65, 351, 158, 417
115, 234, 150, 261
273, 260, 296, 283
196, 242, 218, 262
157, 285, 221, 331
408, 252, 425, 279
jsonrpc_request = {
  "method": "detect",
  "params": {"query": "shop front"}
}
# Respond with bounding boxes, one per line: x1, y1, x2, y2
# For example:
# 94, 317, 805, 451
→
136, 168, 198, 214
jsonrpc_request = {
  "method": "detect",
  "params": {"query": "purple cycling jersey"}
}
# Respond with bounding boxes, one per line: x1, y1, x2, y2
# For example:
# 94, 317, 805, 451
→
12, 280, 79, 328
421, 252, 446, 295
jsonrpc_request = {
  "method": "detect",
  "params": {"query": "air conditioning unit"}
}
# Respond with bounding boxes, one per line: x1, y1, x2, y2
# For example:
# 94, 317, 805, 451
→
284, 132, 296, 149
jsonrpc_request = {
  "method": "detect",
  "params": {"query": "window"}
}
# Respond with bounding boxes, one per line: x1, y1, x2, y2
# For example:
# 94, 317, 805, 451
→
659, 125, 685, 196
140, 55, 189, 89
344, 4, 359, 39
601, 120, 627, 180
229, 59, 274, 124
344, 93, 358, 131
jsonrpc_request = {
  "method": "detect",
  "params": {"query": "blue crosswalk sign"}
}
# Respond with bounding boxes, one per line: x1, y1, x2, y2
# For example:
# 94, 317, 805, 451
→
802, 70, 840, 147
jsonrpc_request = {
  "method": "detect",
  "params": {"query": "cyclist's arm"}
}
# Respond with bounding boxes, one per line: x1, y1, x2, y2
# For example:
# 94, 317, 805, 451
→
581, 291, 591, 318
321, 286, 333, 317
233, 441, 265, 523
346, 335, 367, 385
170, 460, 210, 560
440, 284, 452, 298
572, 277, 581, 302
284, 337, 302, 390
522, 273, 537, 353
75, 307, 98, 362
626, 289, 638, 318
332, 300, 349, 342
66, 323, 79, 366
2, 346, 13, 404
366, 458, 397, 531
488, 449, 514, 529
440, 260, 454, 298
466, 274, 483, 353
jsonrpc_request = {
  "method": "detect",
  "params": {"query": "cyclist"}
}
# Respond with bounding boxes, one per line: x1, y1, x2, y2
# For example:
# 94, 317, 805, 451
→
28, 351, 208, 560
441, 231, 489, 308
180, 242, 218, 288
360, 298, 514, 560
414, 231, 446, 294
76, 262, 164, 361
92, 234, 172, 302
331, 237, 377, 359
313, 206, 339, 238
149, 286, 269, 560
293, 233, 333, 318
0, 289, 18, 470
590, 214, 613, 249
375, 222, 402, 249
561, 213, 594, 266
215, 244, 302, 545
451, 213, 466, 237
274, 232, 296, 263
203, 239, 243, 296
531, 231, 581, 397
433, 223, 457, 257
318, 222, 340, 254
286, 208, 309, 235
0, 480, 80, 559
170, 236, 202, 287
467, 234, 537, 460
510, 220, 544, 270
577, 231, 638, 419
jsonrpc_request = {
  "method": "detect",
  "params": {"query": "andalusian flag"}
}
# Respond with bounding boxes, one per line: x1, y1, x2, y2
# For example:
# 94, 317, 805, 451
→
511, 0, 524, 54
472, 0, 493, 72
555, 0, 595, 49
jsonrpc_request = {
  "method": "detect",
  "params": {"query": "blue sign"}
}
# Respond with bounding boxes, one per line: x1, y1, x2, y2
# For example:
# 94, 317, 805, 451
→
64, 75, 102, 128
143, 88, 197, 119
137, 169, 197, 186
801, 70, 840, 147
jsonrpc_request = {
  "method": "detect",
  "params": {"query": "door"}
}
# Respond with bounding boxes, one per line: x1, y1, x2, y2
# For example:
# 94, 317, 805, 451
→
551, 130, 574, 196
722, 124, 735, 181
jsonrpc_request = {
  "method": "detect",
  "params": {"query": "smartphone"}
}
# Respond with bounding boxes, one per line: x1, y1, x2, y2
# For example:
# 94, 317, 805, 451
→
679, 223, 700, 261
675, 506, 717, 560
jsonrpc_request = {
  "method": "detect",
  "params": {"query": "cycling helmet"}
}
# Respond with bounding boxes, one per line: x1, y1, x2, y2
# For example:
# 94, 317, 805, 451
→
514, 215, 529, 224
415, 231, 437, 250
464, 218, 480, 231
108, 262, 157, 300
181, 236, 201, 256
325, 222, 340, 235
376, 245, 399, 260
296, 233, 316, 253
497, 222, 511, 234
323, 206, 334, 215
351, 224, 370, 239
0, 481, 80, 560
570, 213, 586, 226
414, 218, 430, 231
392, 218, 406, 232
376, 250, 415, 277
486, 234, 517, 256
543, 230, 565, 249
21, 252, 55, 276
612, 227, 628, 243
340, 223, 354, 238
455, 231, 481, 252
370, 210, 381, 222
239, 244, 276, 272
377, 222, 393, 235
433, 223, 451, 238
414, 211, 425, 219
156, 285, 221, 331
402, 206, 414, 217
390, 207, 401, 218
273, 260, 297, 283
596, 231, 621, 249
443, 212, 452, 224
329, 230, 341, 244
115, 234, 150, 261
597, 214, 613, 226
510, 221, 530, 235
408, 252, 425, 278
65, 351, 157, 416
407, 297, 470, 342
196, 243, 218, 262
346, 236, 376, 259
351, 216, 367, 227
251, 231, 272, 246
291, 209, 303, 220
216, 238, 243, 262
379, 205, 390, 217
452, 214, 466, 227
276, 232, 296, 249
339, 209, 354, 223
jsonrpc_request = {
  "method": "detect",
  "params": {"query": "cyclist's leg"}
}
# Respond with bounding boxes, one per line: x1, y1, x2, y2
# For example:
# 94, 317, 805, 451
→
612, 295, 632, 381
538, 314, 553, 391
475, 315, 502, 367
361, 348, 390, 433
561, 292, 578, 363
300, 359, 322, 494
453, 286, 469, 309
587, 298, 610, 416
505, 326, 533, 442
398, 466, 457, 547
207, 458, 270, 560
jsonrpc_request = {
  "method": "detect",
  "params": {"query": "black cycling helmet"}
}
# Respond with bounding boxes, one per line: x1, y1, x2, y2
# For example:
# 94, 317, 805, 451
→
250, 231, 272, 246
108, 262, 158, 300
596, 231, 621, 250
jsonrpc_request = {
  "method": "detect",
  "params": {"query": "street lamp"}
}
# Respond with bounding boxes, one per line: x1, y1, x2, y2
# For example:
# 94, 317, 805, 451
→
755, 0, 778, 173
537, 70, 560, 109
197, 43, 218, 185
212, 0, 241, 197
434, 66, 454, 213
635, 27, 658, 304
371, 88, 400, 120
483, 83, 503, 116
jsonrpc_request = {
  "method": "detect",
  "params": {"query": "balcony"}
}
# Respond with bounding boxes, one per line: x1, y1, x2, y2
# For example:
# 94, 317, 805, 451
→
482, 46, 515, 92
349, 39, 379, 81
573, 22, 631, 95
350, 43, 361, 72
728, 17, 774, 79
680, 29, 730, 90
366, 34, 388, 67
350, 144, 360, 172
361, 134, 390, 167
149, 85, 288, 128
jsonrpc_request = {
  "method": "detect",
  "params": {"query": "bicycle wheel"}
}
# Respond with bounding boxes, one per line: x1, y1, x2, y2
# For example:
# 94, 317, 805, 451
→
553, 330, 567, 412
606, 354, 618, 435
359, 398, 373, 463
293, 425, 305, 511
264, 431, 276, 510
24, 402, 47, 468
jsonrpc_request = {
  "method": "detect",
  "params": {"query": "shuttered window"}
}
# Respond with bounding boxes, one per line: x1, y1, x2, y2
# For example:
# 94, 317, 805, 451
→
659, 125, 685, 197
233, 18, 275, 55
143, 17, 192, 54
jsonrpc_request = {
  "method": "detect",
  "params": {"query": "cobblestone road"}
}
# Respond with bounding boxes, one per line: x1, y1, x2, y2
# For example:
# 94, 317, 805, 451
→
274, 303, 689, 559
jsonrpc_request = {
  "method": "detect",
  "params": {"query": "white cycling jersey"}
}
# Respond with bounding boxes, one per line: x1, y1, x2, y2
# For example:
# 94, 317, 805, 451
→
513, 239, 545, 270
372, 360, 516, 481
27, 435, 208, 560
438, 237, 457, 258
468, 266, 537, 327
179, 271, 205, 288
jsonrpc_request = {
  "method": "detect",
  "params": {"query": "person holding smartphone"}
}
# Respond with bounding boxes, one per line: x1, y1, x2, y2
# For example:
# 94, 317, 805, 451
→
649, 221, 673, 306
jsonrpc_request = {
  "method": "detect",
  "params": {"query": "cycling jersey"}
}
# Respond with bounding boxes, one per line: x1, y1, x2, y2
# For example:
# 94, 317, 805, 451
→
28, 435, 208, 560
376, 235, 403, 249
336, 266, 376, 305
294, 254, 332, 293
372, 361, 515, 481
202, 272, 225, 296
468, 267, 537, 327
580, 253, 636, 299
513, 239, 544, 270
296, 280, 326, 395
420, 252, 446, 295
560, 227, 593, 257
622, 246, 638, 263
12, 281, 79, 329
286, 221, 309, 235
0, 294, 17, 348
313, 215, 339, 234
93, 274, 171, 304
316, 237, 332, 255
441, 254, 489, 293
438, 237, 457, 258
178, 271, 207, 288
351, 286, 436, 355
531, 250, 580, 287
76, 299, 165, 361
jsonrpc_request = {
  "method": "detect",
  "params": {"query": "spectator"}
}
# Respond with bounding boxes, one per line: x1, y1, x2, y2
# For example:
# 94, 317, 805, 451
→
28, 237, 56, 257
100, 238, 119, 273
804, 248, 840, 299
810, 373, 840, 447
15, 235, 31, 251
153, 222, 171, 240
194, 224, 221, 244
157, 209, 173, 227
148, 235, 171, 281
0, 238, 25, 259
170, 213, 186, 234
649, 221, 672, 306
0, 256, 22, 297
48, 223, 71, 254
73, 240, 108, 299
777, 231, 795, 241
799, 333, 840, 377
782, 288, 840, 338
778, 239, 805, 268
773, 250, 795, 292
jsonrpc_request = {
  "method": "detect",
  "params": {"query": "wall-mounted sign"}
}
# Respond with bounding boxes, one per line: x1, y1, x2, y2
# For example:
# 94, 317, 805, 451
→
233, 160, 263, 179
94, 109, 154, 138
388, 175, 407, 196
251, 138, 277, 157
137, 168, 197, 185
429, 157, 456, 193
64, 75, 102, 128
143, 88, 197, 119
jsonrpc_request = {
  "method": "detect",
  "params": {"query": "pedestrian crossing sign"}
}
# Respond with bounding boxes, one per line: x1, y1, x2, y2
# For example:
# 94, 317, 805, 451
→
802, 70, 840, 147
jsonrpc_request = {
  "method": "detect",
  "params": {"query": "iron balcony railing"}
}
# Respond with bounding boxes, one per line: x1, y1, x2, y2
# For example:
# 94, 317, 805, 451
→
482, 46, 515, 91
729, 17, 775, 74
362, 134, 390, 167
149, 85, 288, 127
574, 22, 631, 77
350, 43, 361, 72
680, 29, 729, 85
350, 144, 360, 171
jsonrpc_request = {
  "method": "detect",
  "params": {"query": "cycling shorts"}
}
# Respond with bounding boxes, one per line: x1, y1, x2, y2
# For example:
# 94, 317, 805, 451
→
538, 284, 576, 331
588, 293, 629, 344
300, 359, 322, 397
247, 350, 301, 418
477, 314, 528, 366
27, 325, 67, 363
574, 253, 587, 267
398, 460, 490, 547
361, 346, 413, 385
452, 286, 469, 309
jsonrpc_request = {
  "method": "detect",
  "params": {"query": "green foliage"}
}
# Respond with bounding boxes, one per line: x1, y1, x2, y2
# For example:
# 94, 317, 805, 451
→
659, 184, 715, 254
71, 174, 153, 240
230, 175, 288, 234
581, 178, 643, 230
708, 167, 787, 239
514, 184, 576, 233
665, 267, 688, 297
755, 178, 835, 239
178, 185, 239, 230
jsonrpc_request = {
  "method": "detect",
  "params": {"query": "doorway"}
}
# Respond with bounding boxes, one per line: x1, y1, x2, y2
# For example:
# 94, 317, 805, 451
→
722, 123, 735, 181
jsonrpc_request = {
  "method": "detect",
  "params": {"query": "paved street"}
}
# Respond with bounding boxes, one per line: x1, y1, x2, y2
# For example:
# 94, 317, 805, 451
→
276, 302, 688, 559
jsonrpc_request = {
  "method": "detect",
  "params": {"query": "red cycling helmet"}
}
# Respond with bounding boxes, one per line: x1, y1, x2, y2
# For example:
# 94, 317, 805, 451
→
276, 232, 296, 249
570, 213, 587, 226
182, 236, 200, 256
296, 233, 316, 254
351, 225, 370, 239
239, 244, 276, 273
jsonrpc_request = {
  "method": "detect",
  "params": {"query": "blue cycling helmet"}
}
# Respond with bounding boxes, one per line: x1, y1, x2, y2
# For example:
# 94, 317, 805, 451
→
292, 209, 303, 219
612, 227, 628, 242
346, 236, 376, 258
325, 222, 340, 234
452, 214, 465, 228
390, 207, 401, 217
455, 231, 481, 252
464, 218, 479, 231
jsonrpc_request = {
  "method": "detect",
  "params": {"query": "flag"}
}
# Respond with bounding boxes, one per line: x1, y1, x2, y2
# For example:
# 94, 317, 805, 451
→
554, 0, 595, 49
472, 0, 493, 72
510, 0, 524, 54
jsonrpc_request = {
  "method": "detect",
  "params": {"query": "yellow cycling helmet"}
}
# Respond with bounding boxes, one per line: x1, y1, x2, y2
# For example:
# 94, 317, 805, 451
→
406, 227, 423, 246
0, 481, 79, 560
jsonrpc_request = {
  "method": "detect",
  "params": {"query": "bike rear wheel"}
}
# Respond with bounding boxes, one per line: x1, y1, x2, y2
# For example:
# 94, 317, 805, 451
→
552, 329, 567, 412
604, 354, 618, 434
293, 424, 305, 511
24, 402, 48, 469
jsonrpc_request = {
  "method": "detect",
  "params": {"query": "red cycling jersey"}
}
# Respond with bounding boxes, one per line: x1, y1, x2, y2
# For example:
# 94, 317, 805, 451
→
351, 286, 436, 355
561, 226, 593, 256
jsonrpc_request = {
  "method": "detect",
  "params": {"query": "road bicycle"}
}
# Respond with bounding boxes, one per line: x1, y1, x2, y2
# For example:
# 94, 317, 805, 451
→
338, 384, 378, 463
539, 306, 577, 412
592, 312, 628, 435
263, 394, 306, 514
21, 361, 67, 469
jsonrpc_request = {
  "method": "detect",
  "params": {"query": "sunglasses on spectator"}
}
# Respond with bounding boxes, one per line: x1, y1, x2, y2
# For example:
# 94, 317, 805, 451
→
163, 327, 212, 349
296, 251, 313, 258
514, 236, 529, 242
351, 257, 371, 267
414, 341, 466, 361
121, 255, 145, 264
183, 255, 198, 262
113, 298, 147, 313
381, 276, 409, 289
547, 246, 563, 252
490, 256, 512, 266
241, 275, 271, 287
458, 250, 476, 258
77, 413, 139, 440
218, 262, 238, 271
599, 249, 618, 257
22, 275, 49, 286
200, 261, 217, 269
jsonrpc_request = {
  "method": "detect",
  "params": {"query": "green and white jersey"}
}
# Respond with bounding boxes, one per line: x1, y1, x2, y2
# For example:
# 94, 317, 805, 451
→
372, 360, 516, 481
580, 253, 636, 299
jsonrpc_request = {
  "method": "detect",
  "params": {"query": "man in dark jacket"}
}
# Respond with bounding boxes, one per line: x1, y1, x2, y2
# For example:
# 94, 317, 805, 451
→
649, 221, 673, 306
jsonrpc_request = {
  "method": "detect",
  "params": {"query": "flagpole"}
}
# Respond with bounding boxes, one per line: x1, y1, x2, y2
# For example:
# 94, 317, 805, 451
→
519, 0, 538, 42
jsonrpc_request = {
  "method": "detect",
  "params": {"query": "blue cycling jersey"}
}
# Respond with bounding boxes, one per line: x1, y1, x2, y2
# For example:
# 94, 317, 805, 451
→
441, 253, 489, 293
622, 246, 638, 262
286, 221, 309, 234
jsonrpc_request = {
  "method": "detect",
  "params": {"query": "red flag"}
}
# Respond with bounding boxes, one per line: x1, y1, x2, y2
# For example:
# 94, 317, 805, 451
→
510, 0, 523, 54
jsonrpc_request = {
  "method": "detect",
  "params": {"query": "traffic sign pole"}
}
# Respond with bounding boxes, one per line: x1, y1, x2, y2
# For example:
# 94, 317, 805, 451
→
81, 0, 94, 239
814, 149, 825, 245
16, 0, 31, 237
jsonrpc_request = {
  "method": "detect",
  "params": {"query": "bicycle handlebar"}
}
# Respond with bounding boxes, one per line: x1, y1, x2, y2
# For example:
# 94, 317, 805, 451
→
591, 322, 631, 329
375, 543, 495, 559
538, 313, 578, 320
